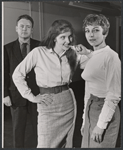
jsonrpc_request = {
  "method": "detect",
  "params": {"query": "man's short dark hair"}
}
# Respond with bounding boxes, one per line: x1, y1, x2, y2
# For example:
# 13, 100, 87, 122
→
16, 14, 34, 27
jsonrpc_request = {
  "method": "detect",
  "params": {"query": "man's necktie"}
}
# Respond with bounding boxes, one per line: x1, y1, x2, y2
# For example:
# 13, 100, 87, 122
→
21, 43, 27, 59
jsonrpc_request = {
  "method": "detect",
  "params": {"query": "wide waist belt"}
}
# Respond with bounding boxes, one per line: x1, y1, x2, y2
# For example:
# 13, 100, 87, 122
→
39, 84, 69, 94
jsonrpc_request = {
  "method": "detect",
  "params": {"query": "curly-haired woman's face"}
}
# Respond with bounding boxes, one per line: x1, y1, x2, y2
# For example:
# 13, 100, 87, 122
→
54, 31, 73, 51
85, 25, 106, 49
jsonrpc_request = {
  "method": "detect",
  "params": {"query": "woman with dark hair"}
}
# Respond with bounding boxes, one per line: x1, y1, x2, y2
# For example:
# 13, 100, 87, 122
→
12, 19, 92, 148
81, 14, 121, 148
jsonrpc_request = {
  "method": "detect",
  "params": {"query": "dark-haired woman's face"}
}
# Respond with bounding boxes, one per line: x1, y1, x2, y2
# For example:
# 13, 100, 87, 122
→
54, 31, 73, 51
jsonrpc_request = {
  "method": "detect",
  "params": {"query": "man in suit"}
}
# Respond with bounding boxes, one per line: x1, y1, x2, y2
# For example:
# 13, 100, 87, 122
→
4, 14, 40, 148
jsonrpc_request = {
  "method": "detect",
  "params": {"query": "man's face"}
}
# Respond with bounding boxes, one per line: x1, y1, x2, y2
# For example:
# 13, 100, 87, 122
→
16, 18, 33, 39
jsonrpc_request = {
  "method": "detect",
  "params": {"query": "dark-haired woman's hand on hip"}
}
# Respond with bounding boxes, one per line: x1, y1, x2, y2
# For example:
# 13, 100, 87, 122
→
33, 93, 53, 106
91, 125, 104, 143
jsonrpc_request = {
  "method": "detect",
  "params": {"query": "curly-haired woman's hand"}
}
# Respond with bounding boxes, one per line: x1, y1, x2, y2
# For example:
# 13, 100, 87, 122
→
91, 125, 104, 143
70, 44, 91, 55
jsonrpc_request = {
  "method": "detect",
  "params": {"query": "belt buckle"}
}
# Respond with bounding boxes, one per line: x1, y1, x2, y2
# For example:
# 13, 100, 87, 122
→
56, 85, 62, 93
60, 86, 63, 92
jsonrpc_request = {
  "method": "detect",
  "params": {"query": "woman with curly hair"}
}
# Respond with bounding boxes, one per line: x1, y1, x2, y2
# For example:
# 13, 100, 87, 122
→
81, 14, 121, 148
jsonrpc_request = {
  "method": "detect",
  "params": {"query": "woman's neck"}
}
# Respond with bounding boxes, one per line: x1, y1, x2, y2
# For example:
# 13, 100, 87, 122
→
54, 45, 64, 56
94, 41, 106, 51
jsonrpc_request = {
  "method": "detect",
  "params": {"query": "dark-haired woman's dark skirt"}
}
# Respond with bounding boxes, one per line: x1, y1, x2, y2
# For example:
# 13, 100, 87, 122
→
81, 94, 120, 148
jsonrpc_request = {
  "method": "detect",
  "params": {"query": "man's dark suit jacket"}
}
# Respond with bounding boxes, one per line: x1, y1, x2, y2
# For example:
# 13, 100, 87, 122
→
4, 38, 40, 106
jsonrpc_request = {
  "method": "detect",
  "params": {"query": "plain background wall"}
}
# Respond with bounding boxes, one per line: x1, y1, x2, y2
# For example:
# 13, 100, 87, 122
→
3, 1, 121, 81
3, 2, 32, 44
3, 2, 120, 47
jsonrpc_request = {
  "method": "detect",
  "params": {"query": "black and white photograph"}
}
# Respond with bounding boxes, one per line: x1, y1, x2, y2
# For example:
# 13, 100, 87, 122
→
2, 1, 122, 148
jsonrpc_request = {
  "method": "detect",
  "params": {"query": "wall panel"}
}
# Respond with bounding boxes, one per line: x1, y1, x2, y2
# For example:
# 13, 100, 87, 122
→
3, 2, 30, 44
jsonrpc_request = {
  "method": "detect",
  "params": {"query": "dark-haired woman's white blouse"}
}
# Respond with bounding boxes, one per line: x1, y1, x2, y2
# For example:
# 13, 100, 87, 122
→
12, 46, 89, 103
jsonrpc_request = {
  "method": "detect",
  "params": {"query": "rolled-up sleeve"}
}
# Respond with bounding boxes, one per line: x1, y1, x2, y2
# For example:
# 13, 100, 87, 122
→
78, 51, 93, 69
78, 55, 89, 69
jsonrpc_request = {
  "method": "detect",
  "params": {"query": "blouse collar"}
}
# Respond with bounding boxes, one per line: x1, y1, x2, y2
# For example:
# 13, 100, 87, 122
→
92, 45, 109, 56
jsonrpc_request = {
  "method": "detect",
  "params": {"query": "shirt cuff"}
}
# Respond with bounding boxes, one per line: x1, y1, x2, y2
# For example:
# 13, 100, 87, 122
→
86, 50, 93, 58
97, 120, 108, 129
26, 93, 36, 103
